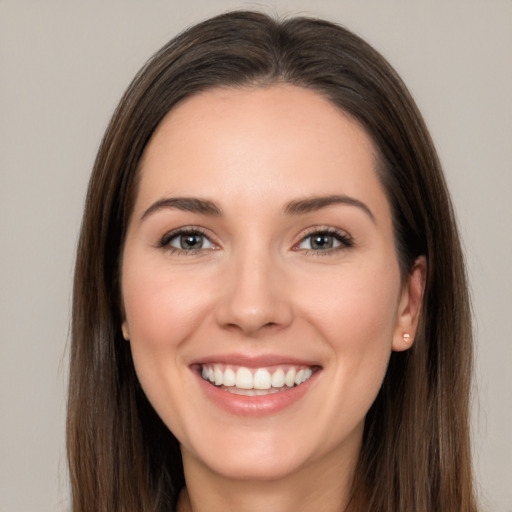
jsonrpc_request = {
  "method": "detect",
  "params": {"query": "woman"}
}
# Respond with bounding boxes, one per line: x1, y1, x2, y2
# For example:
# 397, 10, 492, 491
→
67, 10, 477, 512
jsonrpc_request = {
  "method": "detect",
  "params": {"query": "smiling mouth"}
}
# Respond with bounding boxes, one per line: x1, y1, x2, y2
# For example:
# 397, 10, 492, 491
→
200, 364, 318, 396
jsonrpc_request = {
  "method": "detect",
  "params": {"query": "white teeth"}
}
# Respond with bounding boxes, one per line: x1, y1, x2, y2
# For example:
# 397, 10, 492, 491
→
271, 368, 285, 388
223, 367, 236, 387
294, 369, 305, 385
227, 387, 284, 396
253, 369, 271, 390
214, 366, 223, 386
200, 364, 315, 392
235, 367, 253, 389
285, 369, 295, 387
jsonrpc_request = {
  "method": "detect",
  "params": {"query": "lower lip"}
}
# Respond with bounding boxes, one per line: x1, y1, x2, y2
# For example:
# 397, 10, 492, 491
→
194, 370, 319, 417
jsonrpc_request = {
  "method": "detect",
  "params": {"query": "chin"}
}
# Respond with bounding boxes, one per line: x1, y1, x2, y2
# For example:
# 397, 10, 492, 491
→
184, 441, 310, 482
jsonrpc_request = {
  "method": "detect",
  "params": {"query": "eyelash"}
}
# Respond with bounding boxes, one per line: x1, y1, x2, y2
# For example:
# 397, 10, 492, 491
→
294, 227, 353, 256
158, 227, 353, 255
158, 227, 216, 255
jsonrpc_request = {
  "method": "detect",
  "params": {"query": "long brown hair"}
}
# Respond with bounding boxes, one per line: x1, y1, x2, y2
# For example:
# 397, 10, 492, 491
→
68, 11, 477, 511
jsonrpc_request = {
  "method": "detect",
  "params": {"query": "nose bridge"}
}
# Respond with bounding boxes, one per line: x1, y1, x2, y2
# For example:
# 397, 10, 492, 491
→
215, 238, 292, 335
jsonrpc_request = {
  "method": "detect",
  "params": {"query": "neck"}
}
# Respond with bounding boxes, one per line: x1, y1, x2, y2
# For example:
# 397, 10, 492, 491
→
177, 437, 361, 512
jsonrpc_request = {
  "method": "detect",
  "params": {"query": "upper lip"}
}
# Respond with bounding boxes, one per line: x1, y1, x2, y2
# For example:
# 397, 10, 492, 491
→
189, 353, 322, 368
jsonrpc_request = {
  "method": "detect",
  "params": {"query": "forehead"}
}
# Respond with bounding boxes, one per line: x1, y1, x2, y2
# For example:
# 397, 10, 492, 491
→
135, 85, 387, 217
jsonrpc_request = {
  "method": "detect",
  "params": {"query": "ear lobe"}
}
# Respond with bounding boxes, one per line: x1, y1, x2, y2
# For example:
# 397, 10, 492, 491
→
121, 321, 130, 341
392, 256, 427, 352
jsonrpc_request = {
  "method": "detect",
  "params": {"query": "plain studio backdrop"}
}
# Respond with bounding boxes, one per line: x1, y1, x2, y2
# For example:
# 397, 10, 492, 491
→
0, 1, 511, 511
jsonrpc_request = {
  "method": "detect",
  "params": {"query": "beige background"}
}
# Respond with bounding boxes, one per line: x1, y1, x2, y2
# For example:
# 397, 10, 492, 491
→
1, 1, 511, 511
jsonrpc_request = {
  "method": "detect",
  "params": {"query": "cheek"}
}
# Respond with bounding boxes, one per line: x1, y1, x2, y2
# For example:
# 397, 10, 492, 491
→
121, 263, 209, 436
297, 260, 400, 399
269, 261, 401, 457
122, 262, 211, 350
120, 259, 210, 415
300, 262, 400, 345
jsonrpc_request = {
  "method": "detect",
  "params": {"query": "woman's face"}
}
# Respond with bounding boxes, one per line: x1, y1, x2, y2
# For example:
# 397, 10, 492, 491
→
121, 85, 423, 483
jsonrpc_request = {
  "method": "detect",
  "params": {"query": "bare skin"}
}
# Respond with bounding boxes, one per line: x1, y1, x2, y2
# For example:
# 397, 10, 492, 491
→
121, 85, 425, 512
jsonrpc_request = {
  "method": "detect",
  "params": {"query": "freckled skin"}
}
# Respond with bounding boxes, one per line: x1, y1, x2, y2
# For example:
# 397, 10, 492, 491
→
121, 86, 425, 512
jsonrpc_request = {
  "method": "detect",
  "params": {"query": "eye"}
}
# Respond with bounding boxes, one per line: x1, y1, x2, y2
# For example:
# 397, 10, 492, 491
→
160, 229, 216, 252
297, 229, 352, 252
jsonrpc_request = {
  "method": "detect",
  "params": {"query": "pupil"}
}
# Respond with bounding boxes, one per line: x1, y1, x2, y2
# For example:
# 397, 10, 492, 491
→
312, 234, 333, 250
180, 233, 202, 249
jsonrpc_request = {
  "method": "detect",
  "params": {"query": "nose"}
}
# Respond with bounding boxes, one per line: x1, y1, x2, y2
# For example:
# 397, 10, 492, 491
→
214, 248, 294, 337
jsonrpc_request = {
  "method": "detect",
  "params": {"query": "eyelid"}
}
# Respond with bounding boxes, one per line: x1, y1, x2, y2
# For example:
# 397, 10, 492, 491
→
156, 225, 352, 255
293, 226, 353, 253
158, 226, 219, 253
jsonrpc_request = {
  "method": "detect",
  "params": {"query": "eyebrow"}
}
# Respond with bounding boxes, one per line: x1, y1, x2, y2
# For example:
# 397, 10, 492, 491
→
284, 195, 375, 223
140, 194, 375, 223
140, 197, 222, 221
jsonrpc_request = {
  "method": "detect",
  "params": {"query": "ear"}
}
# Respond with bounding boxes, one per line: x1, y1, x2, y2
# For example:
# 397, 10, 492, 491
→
121, 320, 130, 341
392, 256, 427, 352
